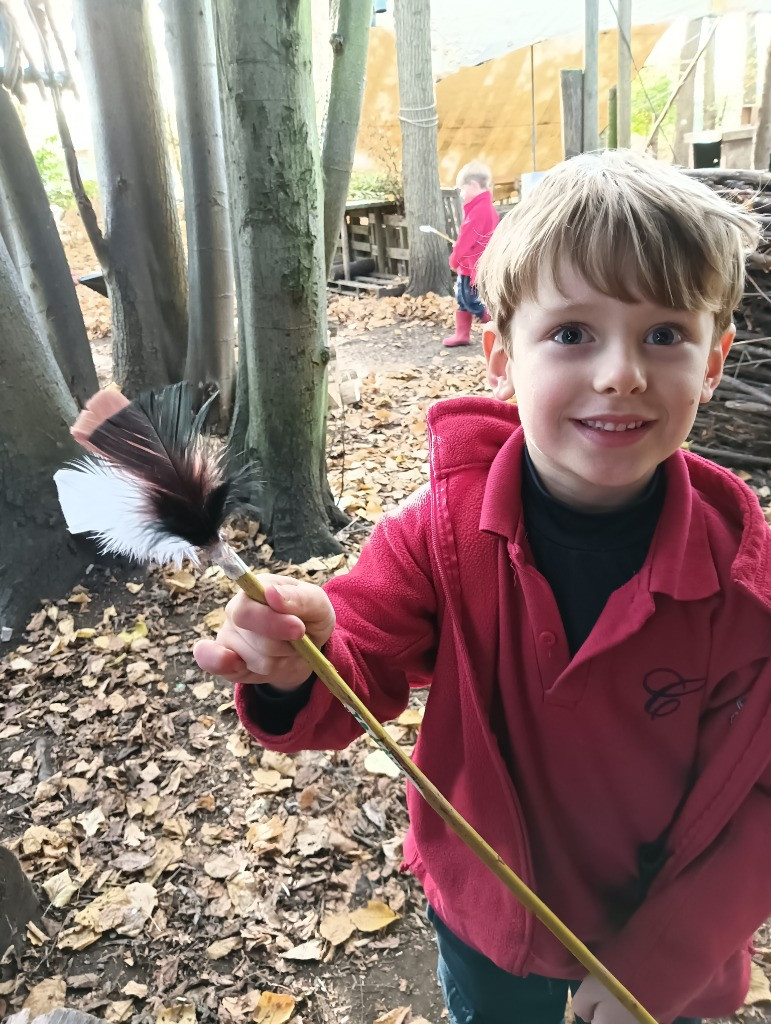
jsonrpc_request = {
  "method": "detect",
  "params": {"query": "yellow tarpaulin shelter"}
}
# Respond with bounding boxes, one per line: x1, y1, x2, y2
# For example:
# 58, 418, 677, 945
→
355, 25, 666, 191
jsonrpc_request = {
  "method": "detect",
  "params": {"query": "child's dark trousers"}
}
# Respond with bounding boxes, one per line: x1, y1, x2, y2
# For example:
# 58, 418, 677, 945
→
455, 274, 487, 317
428, 904, 701, 1024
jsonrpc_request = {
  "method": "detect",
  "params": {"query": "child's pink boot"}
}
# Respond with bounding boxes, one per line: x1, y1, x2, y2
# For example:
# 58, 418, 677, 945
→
480, 309, 492, 324
443, 310, 473, 347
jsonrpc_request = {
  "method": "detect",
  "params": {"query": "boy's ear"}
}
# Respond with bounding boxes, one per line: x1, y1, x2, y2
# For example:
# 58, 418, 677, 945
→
483, 324, 516, 401
700, 324, 735, 403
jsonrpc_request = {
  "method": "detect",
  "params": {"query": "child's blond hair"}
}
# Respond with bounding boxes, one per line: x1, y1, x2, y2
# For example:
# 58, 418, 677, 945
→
477, 150, 759, 347
456, 160, 493, 191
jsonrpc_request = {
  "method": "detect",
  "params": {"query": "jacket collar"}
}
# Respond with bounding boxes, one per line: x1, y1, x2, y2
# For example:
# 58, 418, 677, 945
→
463, 190, 494, 215
429, 396, 770, 607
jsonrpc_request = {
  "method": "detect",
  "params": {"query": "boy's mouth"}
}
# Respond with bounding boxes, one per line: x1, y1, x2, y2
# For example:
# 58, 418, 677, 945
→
578, 418, 648, 432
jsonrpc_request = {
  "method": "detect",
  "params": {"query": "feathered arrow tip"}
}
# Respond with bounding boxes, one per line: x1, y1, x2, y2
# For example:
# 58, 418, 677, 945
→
55, 384, 253, 567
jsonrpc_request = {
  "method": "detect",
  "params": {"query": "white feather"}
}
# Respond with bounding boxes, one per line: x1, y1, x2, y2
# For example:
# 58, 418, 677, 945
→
54, 459, 199, 567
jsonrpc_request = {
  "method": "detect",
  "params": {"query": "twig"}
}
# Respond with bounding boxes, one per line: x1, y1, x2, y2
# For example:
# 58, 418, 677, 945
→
689, 444, 771, 468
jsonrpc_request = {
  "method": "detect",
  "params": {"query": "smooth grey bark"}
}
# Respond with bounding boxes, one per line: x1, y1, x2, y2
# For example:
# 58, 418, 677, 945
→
216, 0, 343, 560
72, 0, 188, 396
393, 0, 451, 297
754, 43, 771, 170
0, 236, 88, 634
0, 185, 19, 269
321, 0, 371, 273
0, 89, 98, 405
673, 19, 701, 165
163, 0, 236, 431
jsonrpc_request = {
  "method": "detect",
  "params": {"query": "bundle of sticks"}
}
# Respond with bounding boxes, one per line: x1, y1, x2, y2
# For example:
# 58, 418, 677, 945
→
684, 168, 771, 471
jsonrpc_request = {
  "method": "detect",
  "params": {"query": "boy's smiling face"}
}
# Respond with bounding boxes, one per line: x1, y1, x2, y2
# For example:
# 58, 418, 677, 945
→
484, 263, 734, 511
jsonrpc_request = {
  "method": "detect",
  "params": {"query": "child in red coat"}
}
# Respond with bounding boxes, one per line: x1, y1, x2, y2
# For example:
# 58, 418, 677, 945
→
194, 152, 771, 1024
443, 160, 499, 347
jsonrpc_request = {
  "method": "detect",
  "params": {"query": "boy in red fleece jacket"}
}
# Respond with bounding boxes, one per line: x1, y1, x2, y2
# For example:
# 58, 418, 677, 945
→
194, 151, 771, 1024
443, 160, 499, 347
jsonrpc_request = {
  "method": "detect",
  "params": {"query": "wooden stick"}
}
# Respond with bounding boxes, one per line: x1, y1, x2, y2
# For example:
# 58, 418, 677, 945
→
214, 544, 659, 1024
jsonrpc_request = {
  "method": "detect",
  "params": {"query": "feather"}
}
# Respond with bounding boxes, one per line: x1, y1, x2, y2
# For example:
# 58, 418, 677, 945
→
67, 383, 253, 552
54, 458, 199, 566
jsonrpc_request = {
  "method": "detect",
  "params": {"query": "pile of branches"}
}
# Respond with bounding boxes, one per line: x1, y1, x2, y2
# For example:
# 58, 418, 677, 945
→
685, 169, 771, 470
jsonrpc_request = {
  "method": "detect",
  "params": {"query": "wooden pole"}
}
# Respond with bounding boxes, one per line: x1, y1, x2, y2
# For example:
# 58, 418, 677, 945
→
340, 214, 351, 280
530, 44, 537, 171
584, 0, 599, 151
608, 86, 618, 148
617, 0, 632, 148
561, 69, 584, 159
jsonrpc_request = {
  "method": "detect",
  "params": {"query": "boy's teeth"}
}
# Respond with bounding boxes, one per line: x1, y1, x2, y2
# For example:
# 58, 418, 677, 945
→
582, 419, 644, 432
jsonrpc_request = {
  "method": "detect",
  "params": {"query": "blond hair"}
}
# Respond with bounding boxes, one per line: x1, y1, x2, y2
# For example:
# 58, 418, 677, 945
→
456, 160, 493, 190
476, 150, 759, 347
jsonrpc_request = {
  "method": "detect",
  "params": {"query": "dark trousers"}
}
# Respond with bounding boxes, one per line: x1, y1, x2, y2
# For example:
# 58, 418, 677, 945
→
428, 904, 701, 1024
455, 274, 487, 317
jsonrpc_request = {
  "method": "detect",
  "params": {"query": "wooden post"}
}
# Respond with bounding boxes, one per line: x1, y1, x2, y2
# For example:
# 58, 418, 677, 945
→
373, 209, 387, 273
340, 214, 351, 280
617, 0, 631, 148
561, 69, 584, 158
608, 85, 618, 148
530, 44, 537, 170
583, 0, 599, 151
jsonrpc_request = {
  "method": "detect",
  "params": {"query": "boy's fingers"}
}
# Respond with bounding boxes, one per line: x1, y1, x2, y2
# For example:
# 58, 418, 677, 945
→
228, 588, 306, 640
193, 639, 247, 678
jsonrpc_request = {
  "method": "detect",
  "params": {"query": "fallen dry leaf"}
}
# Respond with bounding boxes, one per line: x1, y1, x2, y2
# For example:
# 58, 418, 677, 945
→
42, 868, 79, 907
206, 935, 244, 959
22, 976, 66, 1017
252, 991, 296, 1024
364, 749, 401, 779
319, 910, 356, 946
280, 938, 325, 961
745, 962, 771, 1006
156, 1005, 197, 1024
350, 899, 401, 932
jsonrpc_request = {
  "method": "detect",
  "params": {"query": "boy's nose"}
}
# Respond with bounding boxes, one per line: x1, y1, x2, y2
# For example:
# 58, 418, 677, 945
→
593, 348, 646, 395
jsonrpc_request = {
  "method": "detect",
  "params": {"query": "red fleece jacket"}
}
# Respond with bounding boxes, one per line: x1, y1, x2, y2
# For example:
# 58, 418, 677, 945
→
449, 190, 499, 283
236, 398, 771, 1023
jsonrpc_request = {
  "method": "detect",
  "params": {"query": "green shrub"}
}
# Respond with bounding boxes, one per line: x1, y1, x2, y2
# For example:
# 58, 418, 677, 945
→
33, 135, 98, 209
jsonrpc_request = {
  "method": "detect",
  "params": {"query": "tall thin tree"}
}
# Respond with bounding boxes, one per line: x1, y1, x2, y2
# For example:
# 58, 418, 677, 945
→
162, 0, 236, 430
0, 13, 97, 406
393, 0, 451, 297
216, 0, 343, 560
321, 0, 371, 274
72, 0, 188, 395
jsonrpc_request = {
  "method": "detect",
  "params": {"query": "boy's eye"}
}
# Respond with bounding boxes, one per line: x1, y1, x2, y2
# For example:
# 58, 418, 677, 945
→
644, 325, 682, 346
552, 326, 586, 345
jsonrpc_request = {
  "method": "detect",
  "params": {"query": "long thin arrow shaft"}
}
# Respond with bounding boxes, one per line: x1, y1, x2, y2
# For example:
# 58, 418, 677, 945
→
212, 542, 658, 1024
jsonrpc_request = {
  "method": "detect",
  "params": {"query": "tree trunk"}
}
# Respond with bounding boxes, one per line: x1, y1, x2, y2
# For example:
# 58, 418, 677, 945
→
163, 0, 236, 431
216, 0, 342, 560
673, 18, 701, 166
754, 43, 771, 171
72, 0, 188, 396
321, 0, 371, 274
0, 236, 88, 634
393, 0, 451, 297
0, 89, 98, 406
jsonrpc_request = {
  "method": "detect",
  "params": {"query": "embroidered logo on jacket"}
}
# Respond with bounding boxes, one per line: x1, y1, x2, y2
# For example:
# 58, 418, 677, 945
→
643, 668, 706, 718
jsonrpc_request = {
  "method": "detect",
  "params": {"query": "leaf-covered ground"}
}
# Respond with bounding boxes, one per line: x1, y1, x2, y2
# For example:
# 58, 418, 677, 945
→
3, 261, 771, 1024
